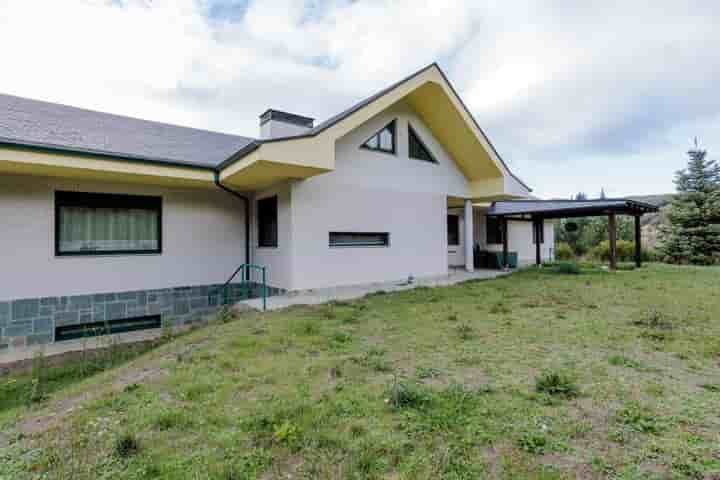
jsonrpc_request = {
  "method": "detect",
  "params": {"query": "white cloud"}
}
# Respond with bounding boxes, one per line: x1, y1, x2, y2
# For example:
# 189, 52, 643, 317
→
0, 0, 718, 198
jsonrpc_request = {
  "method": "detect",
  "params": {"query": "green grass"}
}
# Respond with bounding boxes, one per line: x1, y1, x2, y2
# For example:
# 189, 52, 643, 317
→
2, 264, 720, 479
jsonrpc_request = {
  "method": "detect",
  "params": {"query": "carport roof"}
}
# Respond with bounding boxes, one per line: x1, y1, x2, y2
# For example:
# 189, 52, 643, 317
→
486, 199, 658, 219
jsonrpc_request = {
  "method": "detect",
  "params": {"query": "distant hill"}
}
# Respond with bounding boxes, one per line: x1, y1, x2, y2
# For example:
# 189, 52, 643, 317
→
627, 194, 674, 208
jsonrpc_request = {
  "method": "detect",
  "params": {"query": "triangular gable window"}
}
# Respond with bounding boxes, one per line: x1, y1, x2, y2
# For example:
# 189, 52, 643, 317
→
408, 124, 437, 163
361, 120, 396, 154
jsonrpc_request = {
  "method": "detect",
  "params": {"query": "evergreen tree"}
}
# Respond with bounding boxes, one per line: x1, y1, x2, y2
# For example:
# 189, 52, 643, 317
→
659, 145, 720, 264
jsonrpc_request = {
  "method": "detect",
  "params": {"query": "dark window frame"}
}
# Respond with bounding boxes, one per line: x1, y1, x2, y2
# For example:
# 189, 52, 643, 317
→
408, 124, 438, 163
360, 119, 396, 155
55, 191, 162, 257
486, 216, 504, 245
257, 195, 279, 248
533, 221, 544, 244
329, 232, 390, 248
447, 214, 460, 246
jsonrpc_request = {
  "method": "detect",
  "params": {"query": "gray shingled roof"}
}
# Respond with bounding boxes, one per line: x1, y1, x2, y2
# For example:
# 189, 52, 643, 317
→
487, 199, 658, 218
0, 93, 255, 168
0, 63, 531, 189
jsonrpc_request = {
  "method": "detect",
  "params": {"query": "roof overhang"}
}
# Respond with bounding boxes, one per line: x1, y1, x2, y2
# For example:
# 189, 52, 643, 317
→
219, 64, 529, 198
487, 199, 659, 219
0, 144, 215, 188
0, 64, 530, 196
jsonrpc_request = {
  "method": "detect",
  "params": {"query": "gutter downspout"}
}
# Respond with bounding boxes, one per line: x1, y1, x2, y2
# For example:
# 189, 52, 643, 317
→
214, 172, 250, 276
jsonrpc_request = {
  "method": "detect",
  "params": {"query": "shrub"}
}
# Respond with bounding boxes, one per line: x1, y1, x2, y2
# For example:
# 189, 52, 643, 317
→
554, 262, 580, 275
216, 305, 234, 324
517, 431, 548, 454
386, 379, 431, 409
608, 355, 642, 369
555, 242, 575, 261
633, 307, 673, 329
535, 371, 579, 398
455, 323, 474, 340
614, 402, 663, 434
590, 240, 650, 263
114, 431, 140, 458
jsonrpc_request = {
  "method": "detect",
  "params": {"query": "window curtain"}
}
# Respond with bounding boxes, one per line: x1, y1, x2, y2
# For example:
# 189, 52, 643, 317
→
59, 206, 159, 253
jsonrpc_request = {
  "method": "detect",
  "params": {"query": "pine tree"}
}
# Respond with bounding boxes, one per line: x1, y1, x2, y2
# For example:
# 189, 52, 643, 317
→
659, 144, 720, 264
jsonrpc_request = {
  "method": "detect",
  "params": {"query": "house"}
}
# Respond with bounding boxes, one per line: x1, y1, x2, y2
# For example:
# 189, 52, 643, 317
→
0, 63, 554, 350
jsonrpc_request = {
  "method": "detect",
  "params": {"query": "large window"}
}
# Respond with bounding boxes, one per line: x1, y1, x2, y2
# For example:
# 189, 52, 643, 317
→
361, 120, 396, 154
486, 216, 504, 245
257, 196, 278, 248
447, 215, 460, 246
408, 125, 437, 163
329, 232, 389, 248
55, 191, 161, 256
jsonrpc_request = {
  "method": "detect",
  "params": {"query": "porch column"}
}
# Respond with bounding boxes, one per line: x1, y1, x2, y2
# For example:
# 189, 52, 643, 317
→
502, 217, 509, 270
534, 217, 542, 266
634, 215, 642, 268
464, 199, 474, 272
608, 213, 617, 271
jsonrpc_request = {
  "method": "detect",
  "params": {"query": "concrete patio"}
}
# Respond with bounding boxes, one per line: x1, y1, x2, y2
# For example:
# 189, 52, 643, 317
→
239, 268, 510, 311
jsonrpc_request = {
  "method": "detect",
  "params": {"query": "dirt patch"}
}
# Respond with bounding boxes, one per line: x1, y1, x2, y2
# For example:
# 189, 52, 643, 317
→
0, 339, 161, 376
17, 361, 169, 437
17, 391, 96, 436
112, 366, 167, 391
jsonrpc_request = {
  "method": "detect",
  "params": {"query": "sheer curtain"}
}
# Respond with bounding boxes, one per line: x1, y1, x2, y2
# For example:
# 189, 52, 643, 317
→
59, 206, 159, 253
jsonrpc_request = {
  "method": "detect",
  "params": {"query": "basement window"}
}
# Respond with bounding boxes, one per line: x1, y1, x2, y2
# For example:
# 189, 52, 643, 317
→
55, 191, 161, 256
329, 232, 390, 248
55, 315, 161, 342
361, 120, 396, 154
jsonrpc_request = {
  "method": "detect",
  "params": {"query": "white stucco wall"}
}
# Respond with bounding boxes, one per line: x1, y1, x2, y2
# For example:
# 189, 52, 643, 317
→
0, 174, 246, 301
278, 101, 466, 290
251, 183, 294, 290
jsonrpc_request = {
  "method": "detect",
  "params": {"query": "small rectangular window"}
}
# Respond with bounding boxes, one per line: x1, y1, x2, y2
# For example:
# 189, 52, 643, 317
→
447, 215, 460, 246
329, 232, 389, 248
257, 196, 278, 248
486, 216, 504, 245
55, 191, 161, 256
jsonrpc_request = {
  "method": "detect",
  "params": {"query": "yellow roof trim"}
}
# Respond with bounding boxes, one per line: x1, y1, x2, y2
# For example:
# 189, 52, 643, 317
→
0, 146, 215, 188
220, 64, 527, 193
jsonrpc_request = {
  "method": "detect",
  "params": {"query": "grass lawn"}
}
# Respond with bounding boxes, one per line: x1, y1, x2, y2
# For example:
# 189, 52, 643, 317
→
1, 264, 720, 479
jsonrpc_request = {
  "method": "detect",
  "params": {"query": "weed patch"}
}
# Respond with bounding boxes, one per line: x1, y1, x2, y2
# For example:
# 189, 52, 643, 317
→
113, 431, 140, 458
614, 402, 664, 435
608, 354, 644, 369
385, 379, 431, 410
535, 371, 579, 398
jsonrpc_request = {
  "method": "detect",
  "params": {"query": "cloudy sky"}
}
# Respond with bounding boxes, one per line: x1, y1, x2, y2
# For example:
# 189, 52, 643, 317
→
1, 0, 717, 198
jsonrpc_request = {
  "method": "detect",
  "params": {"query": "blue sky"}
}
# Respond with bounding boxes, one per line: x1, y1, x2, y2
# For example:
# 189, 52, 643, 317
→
1, 0, 718, 198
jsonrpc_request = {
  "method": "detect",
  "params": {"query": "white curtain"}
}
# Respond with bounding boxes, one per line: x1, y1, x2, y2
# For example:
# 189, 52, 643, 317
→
59, 207, 159, 253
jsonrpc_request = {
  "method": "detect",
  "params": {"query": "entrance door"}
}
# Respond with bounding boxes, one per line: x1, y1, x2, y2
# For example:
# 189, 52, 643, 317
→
447, 213, 464, 267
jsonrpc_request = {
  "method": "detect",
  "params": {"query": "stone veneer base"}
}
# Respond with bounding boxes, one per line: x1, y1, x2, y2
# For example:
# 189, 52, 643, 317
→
0, 282, 283, 350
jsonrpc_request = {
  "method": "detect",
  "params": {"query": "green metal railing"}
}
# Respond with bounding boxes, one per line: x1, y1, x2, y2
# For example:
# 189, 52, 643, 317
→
209, 263, 267, 311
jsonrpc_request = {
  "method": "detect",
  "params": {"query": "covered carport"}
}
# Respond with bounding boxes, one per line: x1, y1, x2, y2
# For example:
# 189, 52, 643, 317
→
486, 199, 659, 270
